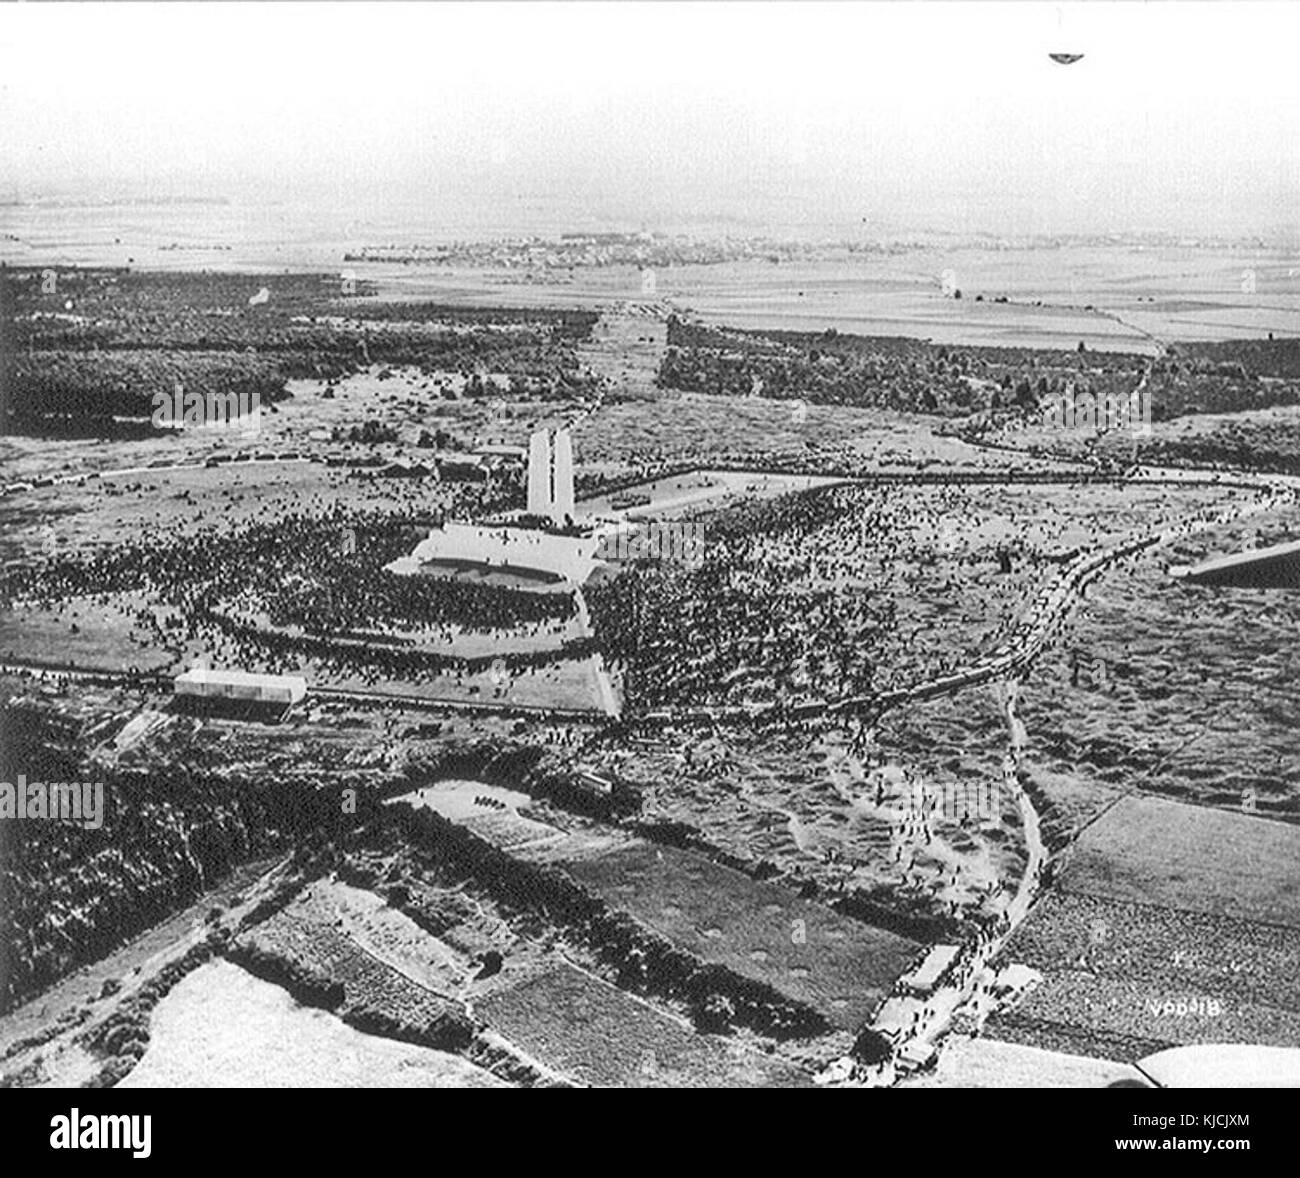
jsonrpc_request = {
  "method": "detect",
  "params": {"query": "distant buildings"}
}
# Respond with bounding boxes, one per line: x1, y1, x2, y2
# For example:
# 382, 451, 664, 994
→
435, 445, 527, 484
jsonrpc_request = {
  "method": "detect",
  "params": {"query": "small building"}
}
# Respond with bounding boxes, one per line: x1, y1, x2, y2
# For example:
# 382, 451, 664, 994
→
436, 453, 490, 483
896, 1039, 939, 1074
372, 460, 434, 479
474, 444, 528, 462
174, 667, 307, 706
896, 944, 962, 1000
577, 770, 613, 797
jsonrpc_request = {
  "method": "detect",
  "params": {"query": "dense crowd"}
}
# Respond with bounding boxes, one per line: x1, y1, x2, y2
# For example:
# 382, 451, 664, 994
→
2, 505, 579, 684
584, 477, 1187, 714
588, 484, 912, 711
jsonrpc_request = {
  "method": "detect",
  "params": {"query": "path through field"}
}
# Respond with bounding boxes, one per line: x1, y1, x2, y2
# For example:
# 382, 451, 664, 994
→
827, 458, 1295, 1086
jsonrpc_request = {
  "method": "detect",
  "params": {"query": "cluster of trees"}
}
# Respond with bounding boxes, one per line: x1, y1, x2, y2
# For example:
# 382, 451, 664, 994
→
392, 805, 831, 1041
3, 267, 603, 436
1141, 341, 1300, 420
344, 301, 599, 339
10, 351, 289, 423
1144, 370, 1300, 420
1138, 421, 1300, 475
0, 700, 352, 1013
1167, 338, 1300, 379
335, 418, 400, 445
658, 318, 1148, 418
660, 318, 1300, 428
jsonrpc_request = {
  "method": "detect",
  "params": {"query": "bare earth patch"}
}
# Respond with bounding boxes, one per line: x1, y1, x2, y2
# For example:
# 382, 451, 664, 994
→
903, 1034, 1138, 1088
120, 959, 507, 1088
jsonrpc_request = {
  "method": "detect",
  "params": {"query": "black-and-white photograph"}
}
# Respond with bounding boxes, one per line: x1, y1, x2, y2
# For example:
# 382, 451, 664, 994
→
1, 0, 1298, 1123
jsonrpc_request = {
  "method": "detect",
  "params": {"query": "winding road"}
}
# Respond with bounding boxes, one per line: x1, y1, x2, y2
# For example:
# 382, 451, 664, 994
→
822, 468, 1295, 1086
5, 427, 1297, 1089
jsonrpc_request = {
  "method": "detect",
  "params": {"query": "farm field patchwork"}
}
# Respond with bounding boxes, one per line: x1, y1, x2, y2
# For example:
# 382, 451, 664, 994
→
478, 961, 813, 1088
564, 842, 920, 1030
986, 967, 1300, 1062
1057, 795, 1300, 927
985, 816, 1300, 1062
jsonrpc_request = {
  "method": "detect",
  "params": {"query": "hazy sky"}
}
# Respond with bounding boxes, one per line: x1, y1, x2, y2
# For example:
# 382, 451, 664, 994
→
2, 2, 1297, 236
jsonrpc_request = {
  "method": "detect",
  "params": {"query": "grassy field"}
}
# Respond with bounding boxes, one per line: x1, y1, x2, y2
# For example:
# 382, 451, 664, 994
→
614, 710, 1021, 928
1021, 503, 1300, 824
0, 459, 440, 563
564, 842, 919, 1030
478, 961, 812, 1088
987, 967, 1300, 1063
588, 477, 1241, 713
997, 891, 1300, 1014
0, 595, 178, 674
391, 781, 564, 853
241, 901, 462, 1029
1056, 795, 1300, 927
983, 792, 1300, 1062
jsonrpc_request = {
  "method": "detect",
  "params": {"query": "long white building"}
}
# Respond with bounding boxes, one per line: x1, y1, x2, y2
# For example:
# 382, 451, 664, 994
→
174, 667, 307, 705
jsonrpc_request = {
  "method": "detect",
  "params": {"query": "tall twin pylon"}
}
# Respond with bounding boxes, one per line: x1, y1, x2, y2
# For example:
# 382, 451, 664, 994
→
527, 427, 575, 524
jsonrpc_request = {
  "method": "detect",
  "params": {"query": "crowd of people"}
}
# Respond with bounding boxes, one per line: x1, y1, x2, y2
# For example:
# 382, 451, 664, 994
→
3, 500, 583, 688
584, 466, 1240, 719
587, 481, 1047, 713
